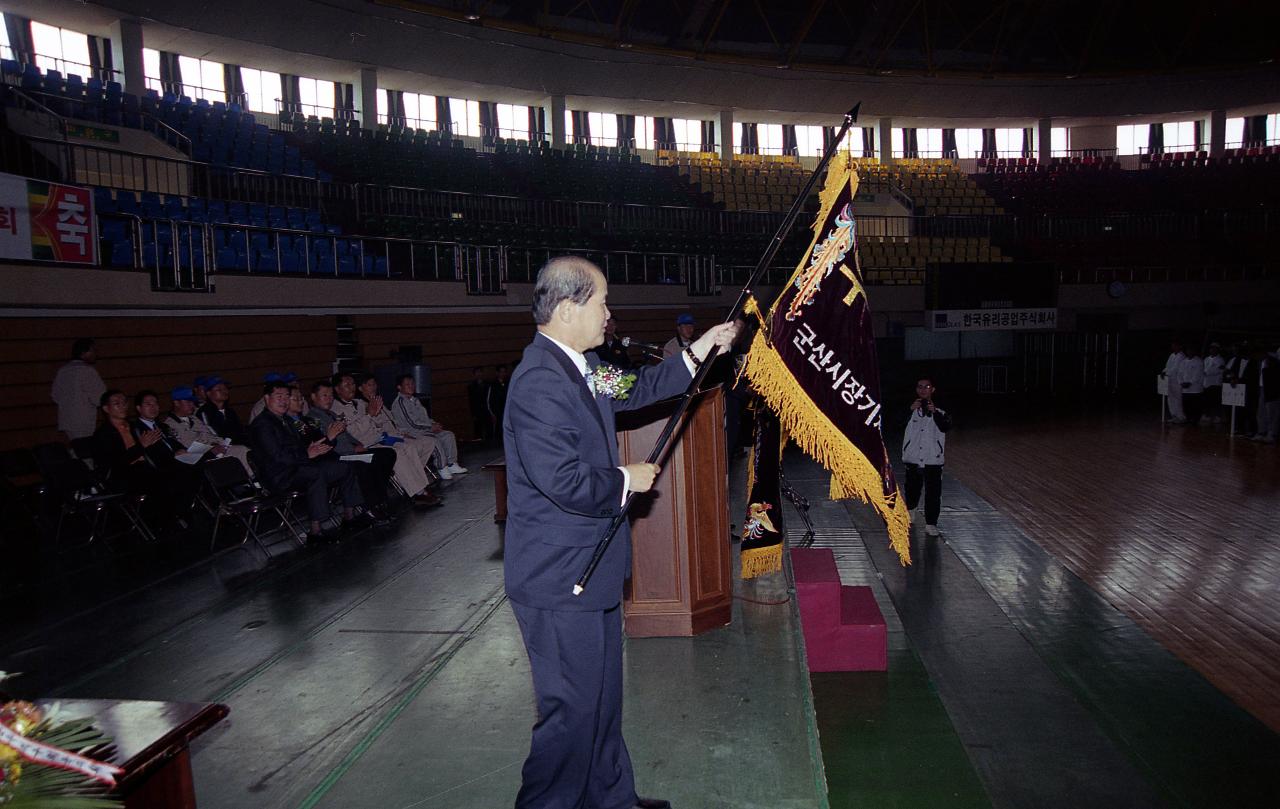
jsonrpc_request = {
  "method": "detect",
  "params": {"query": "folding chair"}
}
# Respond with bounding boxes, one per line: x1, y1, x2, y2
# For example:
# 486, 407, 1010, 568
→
30, 443, 155, 548
202, 456, 304, 555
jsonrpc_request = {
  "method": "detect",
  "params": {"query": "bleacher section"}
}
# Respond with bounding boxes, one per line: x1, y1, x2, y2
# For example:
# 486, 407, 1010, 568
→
292, 127, 708, 208
91, 189, 385, 277
665, 151, 808, 212
975, 155, 1280, 215
859, 158, 1003, 215
1, 59, 323, 179
859, 236, 1011, 286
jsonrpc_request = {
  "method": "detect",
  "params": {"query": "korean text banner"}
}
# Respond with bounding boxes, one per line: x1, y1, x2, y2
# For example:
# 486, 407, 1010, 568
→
741, 155, 910, 566
0, 172, 97, 265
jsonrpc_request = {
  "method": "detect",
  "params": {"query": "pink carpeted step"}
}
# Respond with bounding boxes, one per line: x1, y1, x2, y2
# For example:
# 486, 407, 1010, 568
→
801, 586, 888, 672
791, 545, 889, 672
790, 547, 842, 622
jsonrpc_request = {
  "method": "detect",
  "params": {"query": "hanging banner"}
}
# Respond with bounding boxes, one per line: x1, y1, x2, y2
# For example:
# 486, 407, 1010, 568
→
0, 172, 98, 265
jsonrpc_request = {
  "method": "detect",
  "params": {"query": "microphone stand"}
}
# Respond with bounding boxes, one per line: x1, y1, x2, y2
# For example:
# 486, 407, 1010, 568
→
573, 103, 862, 595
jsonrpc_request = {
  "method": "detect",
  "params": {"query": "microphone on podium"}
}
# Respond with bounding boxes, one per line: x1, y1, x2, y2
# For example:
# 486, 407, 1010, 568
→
621, 337, 663, 352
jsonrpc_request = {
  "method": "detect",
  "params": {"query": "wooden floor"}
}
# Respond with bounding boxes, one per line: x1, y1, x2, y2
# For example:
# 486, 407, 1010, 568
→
946, 408, 1280, 733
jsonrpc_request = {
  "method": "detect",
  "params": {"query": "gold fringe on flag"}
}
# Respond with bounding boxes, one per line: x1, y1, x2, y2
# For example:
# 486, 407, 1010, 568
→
742, 328, 912, 567
740, 543, 784, 579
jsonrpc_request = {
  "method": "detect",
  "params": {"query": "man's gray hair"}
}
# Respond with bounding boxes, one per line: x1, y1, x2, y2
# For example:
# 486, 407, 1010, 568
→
532, 256, 600, 325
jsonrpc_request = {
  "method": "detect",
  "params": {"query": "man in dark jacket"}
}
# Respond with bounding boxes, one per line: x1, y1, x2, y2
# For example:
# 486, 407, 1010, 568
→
503, 256, 738, 809
250, 381, 364, 540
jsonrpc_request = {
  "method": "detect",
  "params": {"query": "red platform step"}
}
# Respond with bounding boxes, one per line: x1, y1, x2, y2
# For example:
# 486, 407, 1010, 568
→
790, 548, 887, 672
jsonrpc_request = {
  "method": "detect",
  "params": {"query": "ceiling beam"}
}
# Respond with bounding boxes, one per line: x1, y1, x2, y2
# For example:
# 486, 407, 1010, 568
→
696, 0, 734, 57
872, 0, 923, 71
782, 0, 830, 66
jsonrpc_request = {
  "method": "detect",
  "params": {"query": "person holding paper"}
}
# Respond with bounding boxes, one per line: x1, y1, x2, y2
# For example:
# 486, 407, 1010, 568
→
308, 379, 397, 523
164, 386, 255, 476
332, 373, 442, 508
250, 381, 365, 542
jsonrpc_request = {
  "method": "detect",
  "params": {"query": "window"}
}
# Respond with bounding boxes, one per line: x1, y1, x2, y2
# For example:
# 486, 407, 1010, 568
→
795, 125, 824, 157
1163, 120, 1197, 151
994, 127, 1026, 156
672, 118, 703, 151
917, 128, 942, 157
30, 20, 92, 77
1225, 117, 1245, 147
952, 129, 982, 159
378, 89, 437, 129
755, 123, 782, 155
586, 111, 617, 147
177, 55, 225, 103
239, 67, 282, 114
450, 98, 479, 137
496, 103, 529, 139
1267, 113, 1279, 145
297, 76, 336, 119
891, 128, 903, 156
1051, 127, 1070, 157
635, 116, 656, 150
0, 15, 13, 62
1116, 123, 1149, 156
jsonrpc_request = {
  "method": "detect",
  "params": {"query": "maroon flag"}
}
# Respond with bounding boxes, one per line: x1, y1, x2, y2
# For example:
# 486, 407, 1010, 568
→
741, 156, 910, 567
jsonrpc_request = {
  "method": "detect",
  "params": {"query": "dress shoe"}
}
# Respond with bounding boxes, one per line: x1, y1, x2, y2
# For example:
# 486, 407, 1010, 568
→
412, 492, 444, 508
634, 799, 672, 809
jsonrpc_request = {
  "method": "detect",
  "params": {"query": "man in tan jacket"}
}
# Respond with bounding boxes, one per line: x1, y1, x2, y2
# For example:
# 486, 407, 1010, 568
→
51, 338, 107, 441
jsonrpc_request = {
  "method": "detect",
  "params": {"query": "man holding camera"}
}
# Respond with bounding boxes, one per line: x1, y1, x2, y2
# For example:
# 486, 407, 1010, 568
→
902, 377, 952, 537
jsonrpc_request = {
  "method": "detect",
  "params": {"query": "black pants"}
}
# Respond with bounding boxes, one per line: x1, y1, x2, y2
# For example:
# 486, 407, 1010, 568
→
352, 446, 397, 507
904, 463, 943, 527
1182, 392, 1204, 426
291, 458, 363, 521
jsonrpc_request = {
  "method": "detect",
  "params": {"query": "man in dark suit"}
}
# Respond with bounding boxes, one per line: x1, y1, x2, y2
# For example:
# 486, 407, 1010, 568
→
250, 381, 364, 541
503, 256, 738, 809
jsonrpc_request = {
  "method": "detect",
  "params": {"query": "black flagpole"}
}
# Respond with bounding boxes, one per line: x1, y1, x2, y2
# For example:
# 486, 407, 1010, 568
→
572, 103, 862, 596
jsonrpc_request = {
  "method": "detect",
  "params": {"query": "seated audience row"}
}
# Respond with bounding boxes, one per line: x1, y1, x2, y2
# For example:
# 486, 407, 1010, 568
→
50, 348, 471, 544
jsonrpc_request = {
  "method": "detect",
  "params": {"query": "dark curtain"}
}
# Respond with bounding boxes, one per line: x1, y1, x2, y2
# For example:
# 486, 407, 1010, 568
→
570, 110, 590, 144
862, 127, 875, 157
528, 106, 545, 142
1243, 115, 1267, 146
1022, 127, 1034, 157
1148, 122, 1164, 155
700, 120, 716, 152
981, 128, 997, 158
436, 96, 452, 135
479, 101, 497, 142
617, 114, 636, 149
903, 128, 918, 158
86, 35, 113, 83
740, 122, 758, 155
1193, 120, 1203, 152
158, 51, 183, 97
279, 74, 302, 116
4, 15, 34, 65
941, 128, 958, 159
336, 83, 355, 121
223, 64, 247, 108
822, 125, 836, 152
385, 90, 406, 127
782, 124, 798, 156
654, 117, 676, 150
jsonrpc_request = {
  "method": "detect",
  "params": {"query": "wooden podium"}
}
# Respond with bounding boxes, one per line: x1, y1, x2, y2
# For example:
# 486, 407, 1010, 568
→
618, 387, 733, 637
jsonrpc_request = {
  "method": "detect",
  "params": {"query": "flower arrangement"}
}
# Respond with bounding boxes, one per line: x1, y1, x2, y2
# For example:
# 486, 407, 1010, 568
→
0, 674, 123, 808
588, 365, 637, 400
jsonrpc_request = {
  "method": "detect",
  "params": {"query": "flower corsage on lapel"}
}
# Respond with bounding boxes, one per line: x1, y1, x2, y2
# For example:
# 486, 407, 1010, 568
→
588, 364, 637, 400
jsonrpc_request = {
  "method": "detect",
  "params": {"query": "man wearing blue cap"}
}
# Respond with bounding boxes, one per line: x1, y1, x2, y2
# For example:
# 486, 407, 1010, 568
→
662, 313, 698, 359
165, 386, 255, 475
